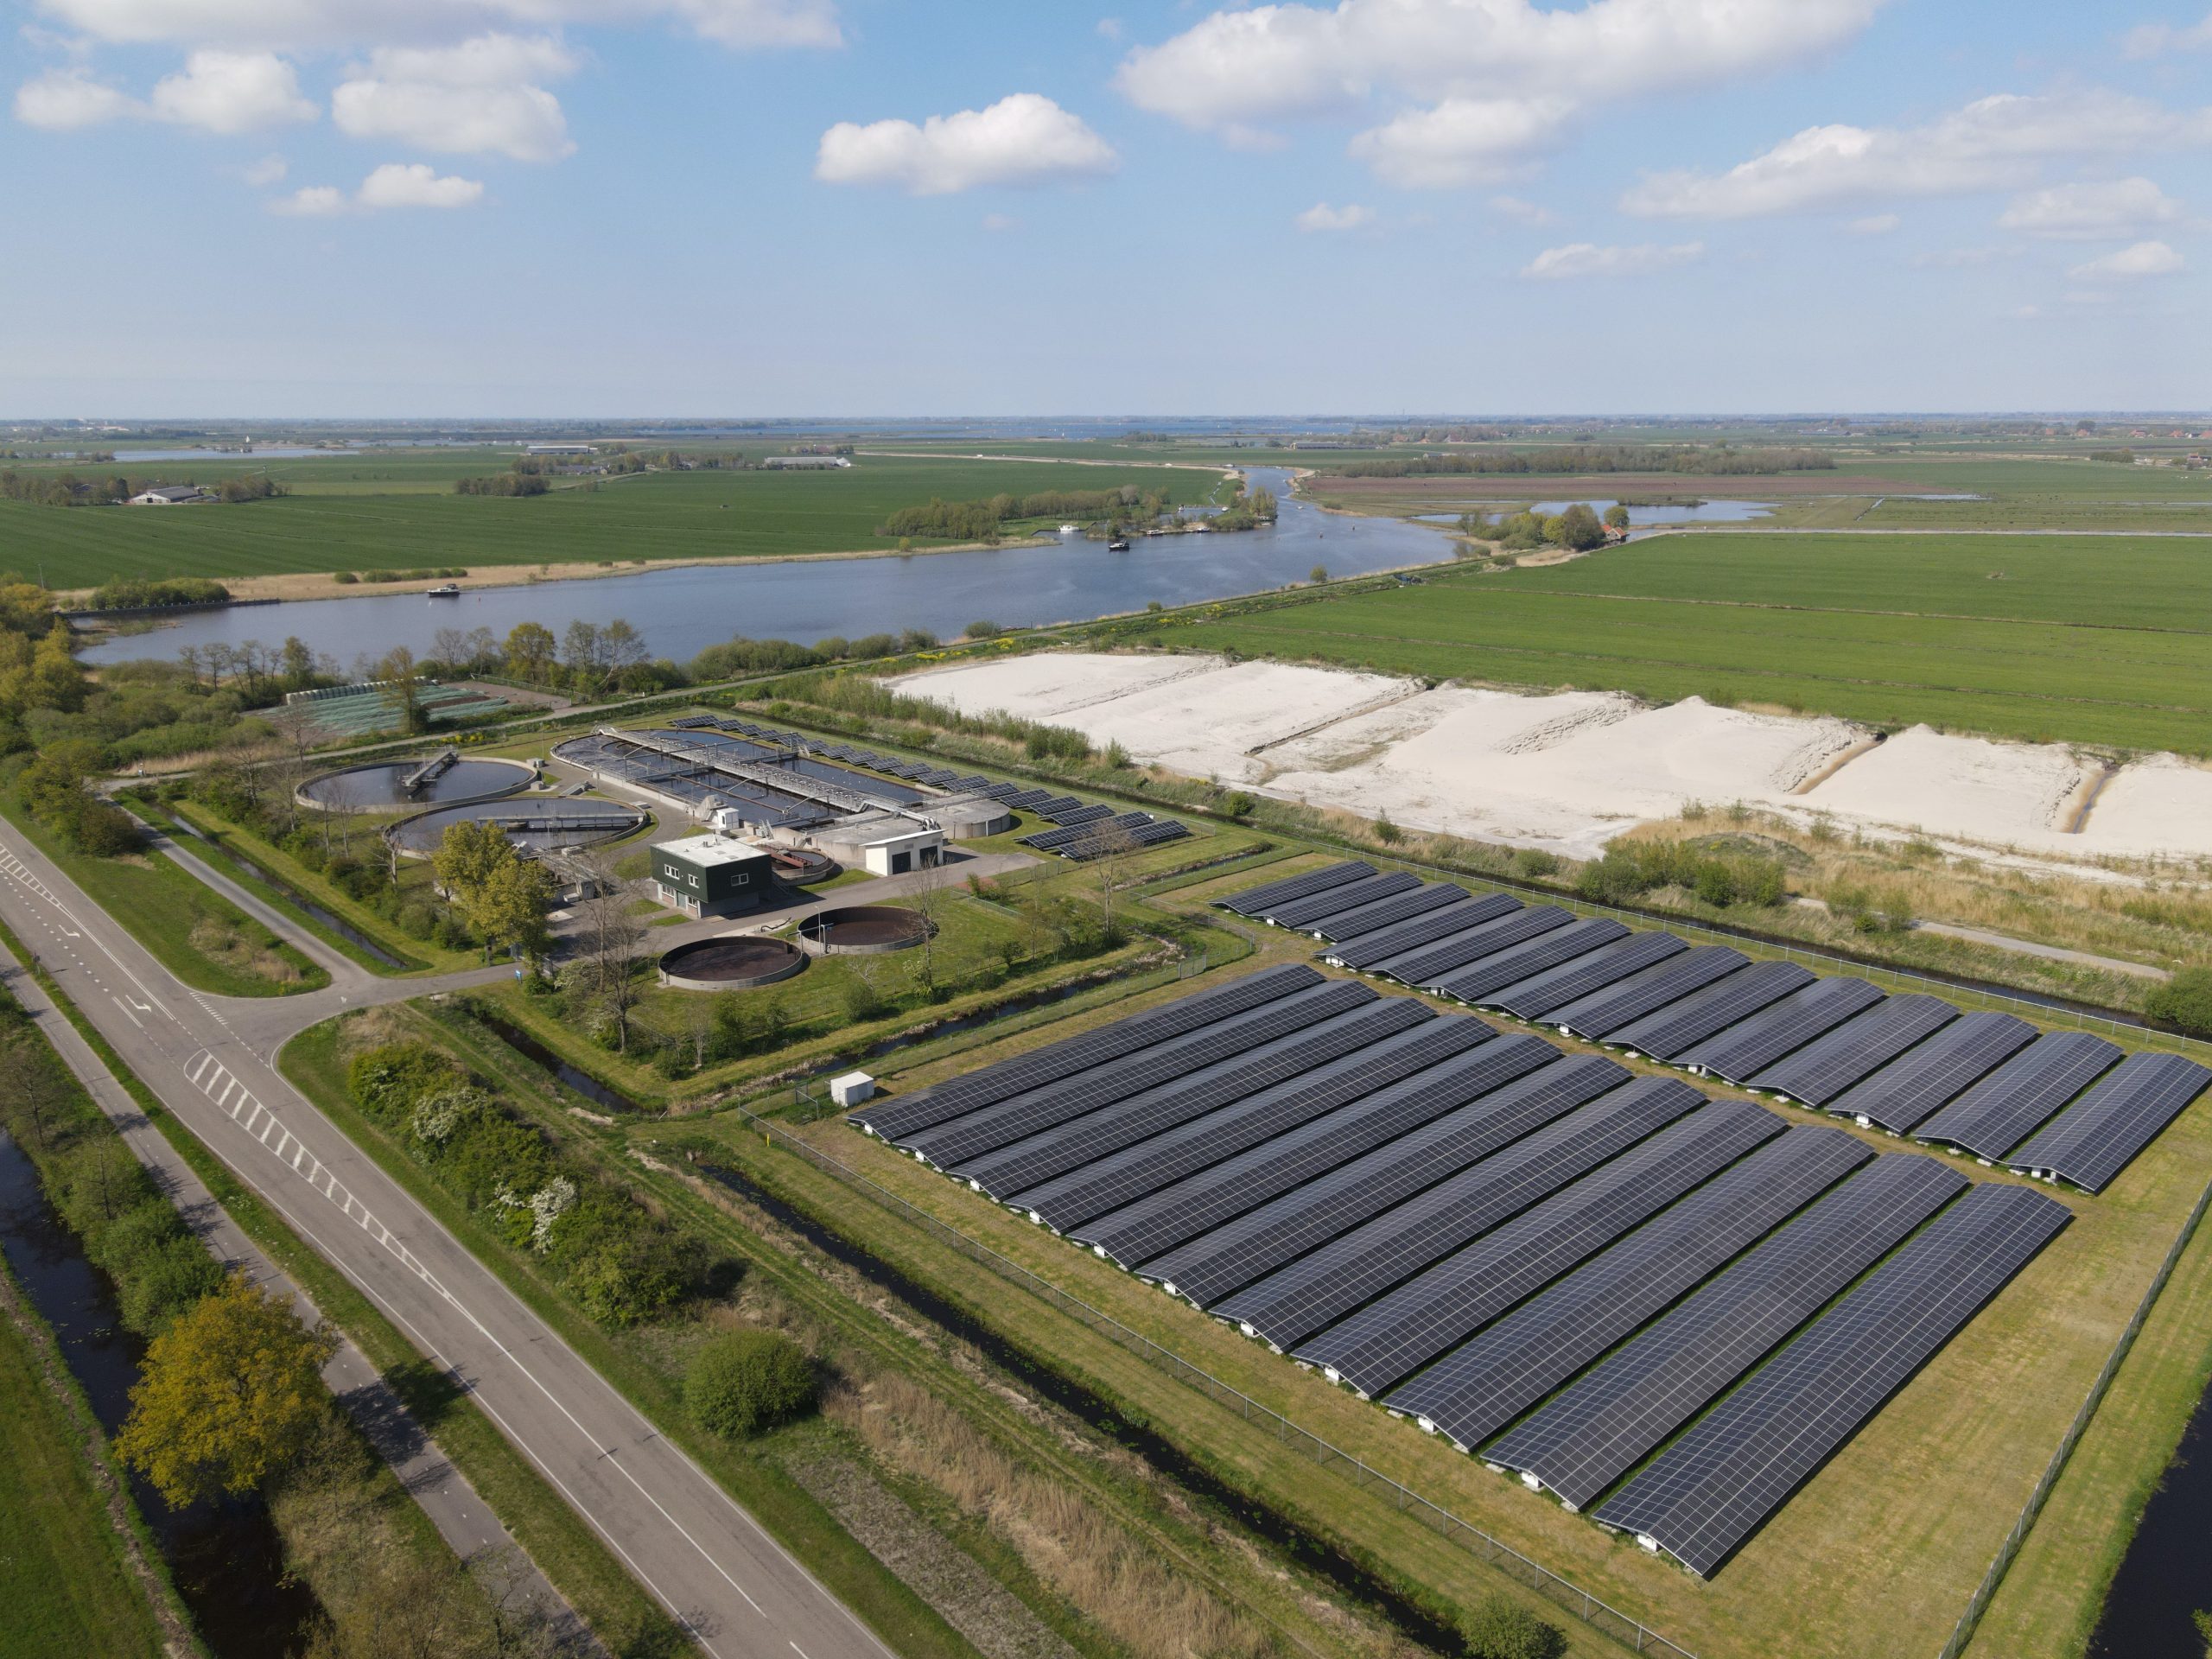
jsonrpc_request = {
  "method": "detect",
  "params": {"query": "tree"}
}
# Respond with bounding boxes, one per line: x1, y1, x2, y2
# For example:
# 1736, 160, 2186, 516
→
431, 626, 472, 671
115, 1274, 338, 1508
964, 620, 1001, 639
1547, 502, 1605, 551
504, 621, 557, 683
376, 646, 428, 735
0, 1038, 67, 1149
469, 857, 556, 970
1602, 503, 1630, 531
684, 1330, 814, 1438
601, 618, 646, 675
1309, 564, 1328, 583
29, 620, 86, 712
279, 634, 316, 690
561, 620, 603, 685
571, 856, 647, 1047
2148, 968, 2212, 1039
1456, 1593, 1567, 1659
1086, 817, 1140, 942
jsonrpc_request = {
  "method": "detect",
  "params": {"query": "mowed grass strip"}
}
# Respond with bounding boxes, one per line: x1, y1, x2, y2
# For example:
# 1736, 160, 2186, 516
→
3, 457, 1215, 588
1174, 536, 2212, 751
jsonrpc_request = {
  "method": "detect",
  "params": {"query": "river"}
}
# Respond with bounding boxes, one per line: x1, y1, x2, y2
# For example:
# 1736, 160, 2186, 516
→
81, 468, 1454, 669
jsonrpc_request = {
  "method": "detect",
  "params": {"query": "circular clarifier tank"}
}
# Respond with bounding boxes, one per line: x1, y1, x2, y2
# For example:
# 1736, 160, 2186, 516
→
300, 755, 537, 813
658, 935, 809, 991
796, 904, 934, 956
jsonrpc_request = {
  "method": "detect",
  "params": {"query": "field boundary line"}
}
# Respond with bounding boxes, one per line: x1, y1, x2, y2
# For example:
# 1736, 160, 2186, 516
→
730, 1103, 1698, 1659
1936, 1166, 2212, 1659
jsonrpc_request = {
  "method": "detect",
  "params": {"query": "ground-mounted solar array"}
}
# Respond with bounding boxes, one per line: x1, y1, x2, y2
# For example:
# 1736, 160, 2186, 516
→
1223, 862, 2212, 1194
1021, 810, 1192, 860
849, 959, 2087, 1573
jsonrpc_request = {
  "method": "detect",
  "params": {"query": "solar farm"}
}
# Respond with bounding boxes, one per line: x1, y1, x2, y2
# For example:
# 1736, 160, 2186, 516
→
842, 855, 2212, 1606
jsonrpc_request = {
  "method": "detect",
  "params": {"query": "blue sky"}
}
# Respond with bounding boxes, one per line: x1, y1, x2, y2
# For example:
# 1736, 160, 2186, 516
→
3, 0, 2208, 416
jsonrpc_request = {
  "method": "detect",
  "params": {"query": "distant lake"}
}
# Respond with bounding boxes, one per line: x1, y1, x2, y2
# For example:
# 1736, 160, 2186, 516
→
1416, 499, 1776, 525
81, 467, 1452, 670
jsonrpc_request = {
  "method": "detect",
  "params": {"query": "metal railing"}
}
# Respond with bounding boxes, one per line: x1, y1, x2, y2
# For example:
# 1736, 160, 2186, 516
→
1936, 1168, 2212, 1659
731, 1103, 1698, 1659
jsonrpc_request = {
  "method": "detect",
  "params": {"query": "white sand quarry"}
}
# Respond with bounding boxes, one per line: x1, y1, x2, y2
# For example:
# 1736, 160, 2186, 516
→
886, 652, 2212, 868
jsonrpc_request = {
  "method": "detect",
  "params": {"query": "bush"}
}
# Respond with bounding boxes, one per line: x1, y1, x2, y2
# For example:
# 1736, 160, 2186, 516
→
684, 1330, 814, 1439
2147, 967, 2212, 1039
1457, 1593, 1567, 1659
1510, 848, 1560, 879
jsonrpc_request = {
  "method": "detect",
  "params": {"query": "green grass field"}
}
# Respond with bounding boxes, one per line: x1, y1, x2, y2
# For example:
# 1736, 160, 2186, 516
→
3, 455, 1217, 588
0, 1291, 169, 1659
1173, 533, 2212, 753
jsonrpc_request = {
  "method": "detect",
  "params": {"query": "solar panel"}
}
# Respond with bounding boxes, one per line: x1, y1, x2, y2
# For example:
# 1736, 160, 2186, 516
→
1548, 948, 1751, 1041
1029, 795, 1087, 822
1050, 802, 1117, 828
2006, 1052, 2212, 1192
1013, 1016, 1488, 1232
1911, 1032, 2123, 1160
1179, 1054, 1645, 1314
1022, 812, 1153, 852
1747, 995, 1959, 1107
906, 979, 1378, 1171
1001, 787, 1055, 810
1264, 872, 1423, 931
1369, 904, 1574, 988
1053, 818, 1191, 860
851, 964, 1319, 1142
669, 715, 715, 728
1294, 1099, 1783, 1400
1084, 1033, 1555, 1271
1216, 861, 1375, 917
977, 780, 1024, 803
1675, 977, 1885, 1085
1387, 1124, 1872, 1448
1298, 881, 1469, 944
1215, 1071, 1699, 1349
1823, 1011, 2039, 1134
1605, 961, 1816, 1061
1593, 1181, 2070, 1577
1432, 918, 1631, 1005
953, 776, 994, 791
1488, 1154, 1968, 1510
1481, 931, 1688, 1021
1328, 893, 1522, 970
957, 996, 1430, 1200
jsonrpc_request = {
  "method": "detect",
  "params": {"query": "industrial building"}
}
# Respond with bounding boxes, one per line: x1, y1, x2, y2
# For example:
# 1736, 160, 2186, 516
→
652, 833, 779, 918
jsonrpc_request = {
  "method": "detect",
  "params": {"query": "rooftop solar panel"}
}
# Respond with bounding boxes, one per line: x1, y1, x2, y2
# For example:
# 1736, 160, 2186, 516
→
1675, 977, 1885, 1085
1547, 947, 1751, 1041
1328, 892, 1521, 970
1264, 872, 1422, 931
1823, 1011, 2039, 1135
1432, 918, 1631, 1005
1370, 904, 1575, 987
957, 995, 1428, 1199
1910, 1032, 2123, 1160
2006, 1052, 2212, 1192
906, 979, 1376, 1171
1747, 995, 1959, 1107
1181, 1055, 1646, 1314
1388, 1124, 1872, 1447
1488, 1154, 1968, 1510
1013, 1016, 1488, 1232
851, 964, 1319, 1142
1298, 881, 1469, 944
1295, 1099, 1783, 1399
1215, 1071, 1699, 1350
1593, 1181, 2069, 1576
1605, 961, 1816, 1061
1217, 861, 1376, 917
1084, 1034, 1557, 1272
1481, 931, 1688, 1021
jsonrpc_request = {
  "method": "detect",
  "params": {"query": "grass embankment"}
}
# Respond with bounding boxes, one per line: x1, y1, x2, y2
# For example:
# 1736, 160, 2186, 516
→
1169, 534, 2212, 753
277, 1014, 982, 1659
0, 792, 327, 996
0, 1267, 177, 1659
7, 455, 1216, 588
0, 913, 690, 1657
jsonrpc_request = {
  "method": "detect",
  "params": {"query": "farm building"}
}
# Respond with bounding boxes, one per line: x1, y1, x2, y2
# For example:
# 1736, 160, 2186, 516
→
763, 454, 851, 470
128, 485, 211, 505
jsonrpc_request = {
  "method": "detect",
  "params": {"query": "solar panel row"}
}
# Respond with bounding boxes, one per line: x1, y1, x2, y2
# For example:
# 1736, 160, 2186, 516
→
1266, 872, 1422, 931
1214, 861, 1374, 917
1824, 1011, 2038, 1135
1746, 994, 1959, 1107
1295, 880, 1468, 944
1912, 1031, 2124, 1161
2007, 1052, 2212, 1192
1548, 946, 1751, 1040
1593, 1182, 2070, 1576
1375, 905, 1575, 988
1326, 892, 1522, 969
1483, 930, 1687, 1022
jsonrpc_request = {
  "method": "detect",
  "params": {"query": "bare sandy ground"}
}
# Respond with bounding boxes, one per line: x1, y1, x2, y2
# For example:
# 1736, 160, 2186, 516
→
887, 652, 2212, 870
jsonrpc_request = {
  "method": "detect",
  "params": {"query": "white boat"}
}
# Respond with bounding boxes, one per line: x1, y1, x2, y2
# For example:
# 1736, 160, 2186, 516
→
425, 584, 461, 597
1058, 523, 1078, 534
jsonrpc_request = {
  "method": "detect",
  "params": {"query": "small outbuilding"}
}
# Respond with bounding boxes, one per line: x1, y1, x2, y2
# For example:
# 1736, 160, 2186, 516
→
652, 832, 779, 918
128, 485, 210, 505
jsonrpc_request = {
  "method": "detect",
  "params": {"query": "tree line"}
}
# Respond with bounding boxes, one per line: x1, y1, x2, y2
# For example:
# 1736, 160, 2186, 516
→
0, 470, 287, 506
880, 483, 1172, 541
1332, 445, 1836, 479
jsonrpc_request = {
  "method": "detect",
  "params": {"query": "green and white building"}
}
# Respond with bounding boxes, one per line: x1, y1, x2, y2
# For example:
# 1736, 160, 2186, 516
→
652, 833, 779, 918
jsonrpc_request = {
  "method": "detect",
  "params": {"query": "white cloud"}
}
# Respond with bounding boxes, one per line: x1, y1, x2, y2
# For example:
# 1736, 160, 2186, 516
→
1522, 239, 1701, 280
2069, 238, 2184, 278
334, 35, 575, 161
14, 66, 137, 128
357, 160, 483, 207
1848, 212, 1898, 233
29, 0, 839, 51
1488, 194, 1554, 224
1116, 0, 1880, 183
270, 181, 344, 214
147, 48, 314, 130
2123, 10, 2212, 57
815, 93, 1117, 195
1294, 200, 1372, 232
243, 150, 286, 183
1348, 96, 1569, 188
1624, 90, 2212, 219
1998, 176, 2183, 239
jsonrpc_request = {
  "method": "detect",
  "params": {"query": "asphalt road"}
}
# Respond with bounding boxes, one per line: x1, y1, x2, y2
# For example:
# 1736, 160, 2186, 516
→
0, 825, 897, 1659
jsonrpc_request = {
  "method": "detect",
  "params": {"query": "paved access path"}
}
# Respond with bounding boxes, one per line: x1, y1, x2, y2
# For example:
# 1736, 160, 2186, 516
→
0, 826, 895, 1659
